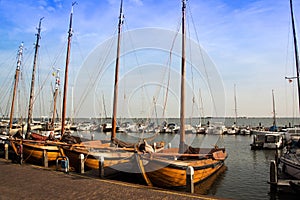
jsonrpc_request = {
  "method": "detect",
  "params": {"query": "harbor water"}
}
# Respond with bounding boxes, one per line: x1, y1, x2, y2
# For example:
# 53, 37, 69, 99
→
72, 117, 300, 200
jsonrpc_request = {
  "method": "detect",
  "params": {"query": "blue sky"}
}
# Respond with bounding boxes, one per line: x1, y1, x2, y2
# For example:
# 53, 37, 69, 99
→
0, 0, 300, 119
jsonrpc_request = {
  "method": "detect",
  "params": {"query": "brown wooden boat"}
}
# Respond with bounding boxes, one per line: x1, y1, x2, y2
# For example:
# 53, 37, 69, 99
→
60, 0, 137, 177
10, 139, 62, 164
135, 0, 228, 189
137, 147, 227, 188
62, 140, 135, 176
10, 3, 78, 165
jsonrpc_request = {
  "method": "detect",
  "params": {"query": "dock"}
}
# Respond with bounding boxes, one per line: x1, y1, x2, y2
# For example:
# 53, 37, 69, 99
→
269, 160, 300, 194
0, 158, 225, 200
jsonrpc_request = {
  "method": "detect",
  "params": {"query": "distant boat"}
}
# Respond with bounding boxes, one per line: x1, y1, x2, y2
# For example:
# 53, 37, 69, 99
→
136, 0, 227, 188
227, 84, 239, 135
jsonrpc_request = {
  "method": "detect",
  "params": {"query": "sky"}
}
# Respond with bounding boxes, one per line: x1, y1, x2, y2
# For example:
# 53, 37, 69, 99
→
0, 0, 300, 119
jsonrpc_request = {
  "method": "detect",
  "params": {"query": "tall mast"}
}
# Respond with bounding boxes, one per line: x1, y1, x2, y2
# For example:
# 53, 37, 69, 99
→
51, 69, 60, 128
272, 89, 276, 127
27, 18, 43, 137
9, 42, 23, 132
179, 0, 186, 154
111, 0, 124, 142
234, 84, 238, 125
61, 2, 76, 136
290, 0, 300, 114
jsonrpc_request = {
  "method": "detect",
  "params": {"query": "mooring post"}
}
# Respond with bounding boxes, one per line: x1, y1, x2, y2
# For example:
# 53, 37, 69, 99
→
99, 156, 104, 178
79, 153, 85, 174
186, 166, 194, 193
4, 143, 8, 160
270, 160, 277, 192
43, 149, 48, 168
19, 142, 23, 165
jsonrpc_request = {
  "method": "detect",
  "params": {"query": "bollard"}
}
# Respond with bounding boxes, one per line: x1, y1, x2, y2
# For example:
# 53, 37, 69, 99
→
186, 166, 194, 193
79, 153, 85, 174
19, 143, 23, 165
91, 134, 94, 141
4, 143, 8, 160
43, 149, 48, 168
99, 156, 104, 178
270, 160, 277, 192
61, 158, 69, 173
168, 143, 171, 149
153, 142, 156, 152
56, 156, 69, 173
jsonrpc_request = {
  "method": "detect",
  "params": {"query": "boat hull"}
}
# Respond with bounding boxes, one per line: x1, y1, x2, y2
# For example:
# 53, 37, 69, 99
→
10, 140, 61, 164
280, 154, 300, 179
62, 143, 134, 176
138, 148, 227, 188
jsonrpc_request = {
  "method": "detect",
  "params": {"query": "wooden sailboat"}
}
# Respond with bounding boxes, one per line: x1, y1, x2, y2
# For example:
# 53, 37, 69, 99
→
136, 0, 227, 188
279, 0, 300, 180
10, 17, 61, 163
10, 2, 78, 163
62, 0, 136, 176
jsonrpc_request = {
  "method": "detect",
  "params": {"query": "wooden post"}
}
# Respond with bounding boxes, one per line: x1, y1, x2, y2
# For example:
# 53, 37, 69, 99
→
43, 149, 48, 168
19, 143, 23, 165
186, 166, 194, 193
99, 156, 104, 178
270, 160, 277, 192
91, 134, 94, 141
79, 153, 84, 174
4, 143, 8, 160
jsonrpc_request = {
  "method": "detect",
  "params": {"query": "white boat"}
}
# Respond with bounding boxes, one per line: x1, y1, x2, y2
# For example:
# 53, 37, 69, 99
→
206, 122, 227, 135
263, 132, 284, 149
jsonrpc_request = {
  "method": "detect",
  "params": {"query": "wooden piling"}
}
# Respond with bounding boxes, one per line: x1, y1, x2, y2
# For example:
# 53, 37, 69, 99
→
99, 156, 104, 178
4, 143, 8, 160
79, 153, 85, 174
43, 149, 48, 168
270, 160, 277, 192
186, 166, 194, 193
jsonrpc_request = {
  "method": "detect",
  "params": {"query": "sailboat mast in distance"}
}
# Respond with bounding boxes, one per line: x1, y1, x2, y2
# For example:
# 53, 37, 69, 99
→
272, 89, 276, 127
111, 0, 124, 142
9, 42, 23, 132
26, 17, 43, 138
179, 0, 186, 154
61, 2, 76, 136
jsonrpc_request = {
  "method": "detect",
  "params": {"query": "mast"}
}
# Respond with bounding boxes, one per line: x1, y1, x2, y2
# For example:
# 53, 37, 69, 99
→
111, 0, 124, 142
61, 2, 76, 136
51, 69, 60, 128
234, 84, 238, 125
26, 18, 43, 137
290, 0, 300, 114
272, 89, 276, 127
179, 0, 186, 154
9, 42, 23, 132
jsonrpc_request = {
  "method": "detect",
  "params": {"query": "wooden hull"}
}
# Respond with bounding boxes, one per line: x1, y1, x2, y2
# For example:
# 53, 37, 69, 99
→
138, 148, 227, 188
10, 140, 61, 164
62, 142, 134, 176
